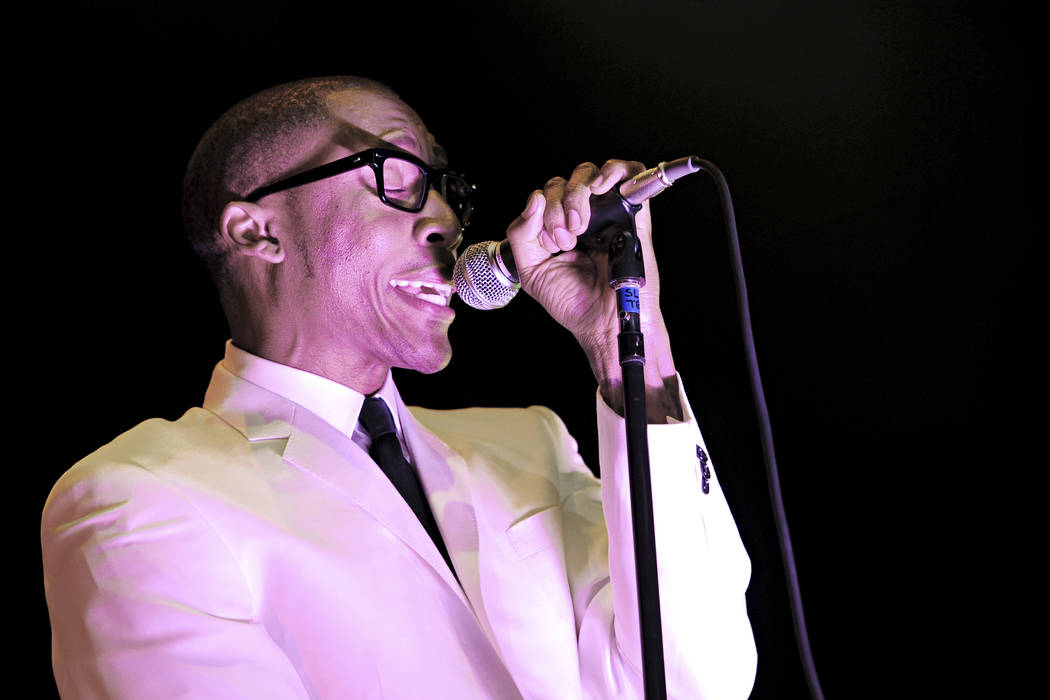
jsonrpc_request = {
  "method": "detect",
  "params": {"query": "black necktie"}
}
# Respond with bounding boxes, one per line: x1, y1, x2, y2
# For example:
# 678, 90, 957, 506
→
358, 397, 457, 580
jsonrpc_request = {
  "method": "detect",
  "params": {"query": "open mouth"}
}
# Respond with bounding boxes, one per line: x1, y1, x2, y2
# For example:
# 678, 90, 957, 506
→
389, 279, 453, 307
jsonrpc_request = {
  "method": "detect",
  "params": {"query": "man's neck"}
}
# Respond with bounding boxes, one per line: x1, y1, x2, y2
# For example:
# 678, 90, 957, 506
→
231, 332, 389, 396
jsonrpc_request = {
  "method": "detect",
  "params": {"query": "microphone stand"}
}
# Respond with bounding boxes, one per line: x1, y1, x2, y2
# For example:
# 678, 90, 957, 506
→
459, 159, 703, 698
585, 191, 667, 699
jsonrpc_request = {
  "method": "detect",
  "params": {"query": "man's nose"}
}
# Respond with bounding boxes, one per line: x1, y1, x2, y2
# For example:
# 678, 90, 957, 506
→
416, 189, 463, 250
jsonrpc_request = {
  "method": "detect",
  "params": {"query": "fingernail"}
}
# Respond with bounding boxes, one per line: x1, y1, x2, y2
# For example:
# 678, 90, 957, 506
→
525, 192, 542, 216
568, 210, 582, 231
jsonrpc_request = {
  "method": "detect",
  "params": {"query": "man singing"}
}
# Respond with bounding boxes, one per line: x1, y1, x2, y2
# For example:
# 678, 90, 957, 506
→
42, 76, 757, 698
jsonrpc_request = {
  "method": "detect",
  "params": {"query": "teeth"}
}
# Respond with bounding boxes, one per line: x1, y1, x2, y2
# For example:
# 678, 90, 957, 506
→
389, 279, 453, 307
415, 292, 449, 306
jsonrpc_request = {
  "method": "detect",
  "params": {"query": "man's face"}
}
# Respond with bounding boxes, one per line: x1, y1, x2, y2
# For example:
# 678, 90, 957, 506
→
266, 87, 463, 378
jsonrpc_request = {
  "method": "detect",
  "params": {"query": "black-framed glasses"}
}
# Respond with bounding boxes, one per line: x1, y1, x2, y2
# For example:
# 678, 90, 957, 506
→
244, 148, 476, 227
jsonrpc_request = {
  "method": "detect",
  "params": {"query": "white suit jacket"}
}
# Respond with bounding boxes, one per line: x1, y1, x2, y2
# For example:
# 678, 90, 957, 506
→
42, 363, 756, 699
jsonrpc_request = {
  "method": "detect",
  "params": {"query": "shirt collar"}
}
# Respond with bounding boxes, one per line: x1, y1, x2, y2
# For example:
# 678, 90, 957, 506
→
220, 340, 403, 443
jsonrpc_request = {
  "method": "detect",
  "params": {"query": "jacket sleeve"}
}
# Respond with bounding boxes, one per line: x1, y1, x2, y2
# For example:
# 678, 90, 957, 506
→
549, 375, 757, 699
41, 458, 311, 700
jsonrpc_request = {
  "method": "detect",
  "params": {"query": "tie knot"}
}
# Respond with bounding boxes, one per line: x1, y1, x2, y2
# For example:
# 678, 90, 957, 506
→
359, 396, 398, 441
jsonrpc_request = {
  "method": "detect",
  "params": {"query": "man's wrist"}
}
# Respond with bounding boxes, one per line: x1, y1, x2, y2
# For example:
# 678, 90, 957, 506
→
582, 329, 683, 423
596, 374, 683, 423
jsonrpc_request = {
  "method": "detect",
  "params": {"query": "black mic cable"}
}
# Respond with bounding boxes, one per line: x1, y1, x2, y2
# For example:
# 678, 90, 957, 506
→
700, 159, 827, 700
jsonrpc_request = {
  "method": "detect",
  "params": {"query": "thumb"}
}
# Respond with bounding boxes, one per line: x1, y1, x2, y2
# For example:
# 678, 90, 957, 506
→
505, 190, 550, 272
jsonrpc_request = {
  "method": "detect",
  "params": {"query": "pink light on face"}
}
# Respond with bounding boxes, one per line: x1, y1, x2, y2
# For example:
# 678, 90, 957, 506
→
245, 87, 464, 393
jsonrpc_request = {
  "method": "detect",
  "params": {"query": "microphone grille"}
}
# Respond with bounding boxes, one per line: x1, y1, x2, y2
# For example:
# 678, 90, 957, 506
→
453, 241, 520, 310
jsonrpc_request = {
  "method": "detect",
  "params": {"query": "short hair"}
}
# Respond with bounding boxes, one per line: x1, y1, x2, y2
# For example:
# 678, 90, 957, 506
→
181, 76, 399, 288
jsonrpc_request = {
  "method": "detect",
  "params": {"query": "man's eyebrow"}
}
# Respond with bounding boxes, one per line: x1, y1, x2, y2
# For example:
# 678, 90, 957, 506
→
378, 128, 421, 152
378, 128, 449, 168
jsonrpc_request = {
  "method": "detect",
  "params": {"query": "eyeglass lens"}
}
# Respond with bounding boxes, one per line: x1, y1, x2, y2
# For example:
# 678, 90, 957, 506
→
380, 156, 472, 225
442, 175, 472, 226
381, 157, 426, 209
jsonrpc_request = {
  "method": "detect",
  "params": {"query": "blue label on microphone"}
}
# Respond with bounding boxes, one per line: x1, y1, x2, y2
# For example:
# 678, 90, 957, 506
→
617, 286, 641, 313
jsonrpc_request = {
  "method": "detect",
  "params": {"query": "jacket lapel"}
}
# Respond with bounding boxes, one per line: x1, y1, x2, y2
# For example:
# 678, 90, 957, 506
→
399, 403, 493, 638
204, 365, 472, 613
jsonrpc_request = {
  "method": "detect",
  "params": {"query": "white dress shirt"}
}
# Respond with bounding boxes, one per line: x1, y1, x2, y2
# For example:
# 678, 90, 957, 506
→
221, 340, 406, 456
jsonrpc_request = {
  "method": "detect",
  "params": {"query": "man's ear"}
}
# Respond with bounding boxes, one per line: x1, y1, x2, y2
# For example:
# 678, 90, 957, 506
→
220, 201, 285, 264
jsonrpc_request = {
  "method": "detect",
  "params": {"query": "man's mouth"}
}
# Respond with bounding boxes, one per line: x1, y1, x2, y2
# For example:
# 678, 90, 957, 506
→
389, 279, 453, 307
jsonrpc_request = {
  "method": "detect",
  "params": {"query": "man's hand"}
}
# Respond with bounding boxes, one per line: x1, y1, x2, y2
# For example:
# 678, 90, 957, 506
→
505, 159, 682, 422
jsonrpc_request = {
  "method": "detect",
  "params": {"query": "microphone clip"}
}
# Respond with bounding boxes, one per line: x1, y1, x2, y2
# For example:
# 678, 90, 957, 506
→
575, 189, 646, 288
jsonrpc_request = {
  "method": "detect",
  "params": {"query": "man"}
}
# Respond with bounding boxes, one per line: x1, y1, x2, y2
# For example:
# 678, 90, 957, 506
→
42, 76, 757, 698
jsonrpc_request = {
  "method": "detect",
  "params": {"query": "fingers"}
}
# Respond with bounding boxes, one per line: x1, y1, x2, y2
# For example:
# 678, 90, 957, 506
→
590, 159, 646, 196
511, 159, 650, 261
536, 159, 647, 253
541, 161, 599, 251
562, 162, 599, 235
541, 175, 574, 253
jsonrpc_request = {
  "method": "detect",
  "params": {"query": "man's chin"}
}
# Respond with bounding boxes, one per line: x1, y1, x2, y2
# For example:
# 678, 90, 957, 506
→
398, 341, 453, 376
417, 351, 453, 375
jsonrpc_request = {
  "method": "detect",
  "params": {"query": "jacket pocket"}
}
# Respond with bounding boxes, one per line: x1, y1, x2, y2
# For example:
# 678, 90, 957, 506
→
505, 506, 562, 560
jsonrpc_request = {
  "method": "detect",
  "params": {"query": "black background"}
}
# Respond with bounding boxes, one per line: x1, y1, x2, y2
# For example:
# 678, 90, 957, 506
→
20, 1, 1029, 697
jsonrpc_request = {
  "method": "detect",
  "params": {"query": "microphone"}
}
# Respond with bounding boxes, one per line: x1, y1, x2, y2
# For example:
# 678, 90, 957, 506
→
453, 156, 702, 310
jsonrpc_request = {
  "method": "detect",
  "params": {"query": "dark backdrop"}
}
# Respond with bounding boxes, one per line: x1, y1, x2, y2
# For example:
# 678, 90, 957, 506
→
20, 1, 1028, 698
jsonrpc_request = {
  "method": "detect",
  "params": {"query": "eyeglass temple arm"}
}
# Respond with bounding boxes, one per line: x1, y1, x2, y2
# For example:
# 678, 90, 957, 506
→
244, 152, 369, 202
